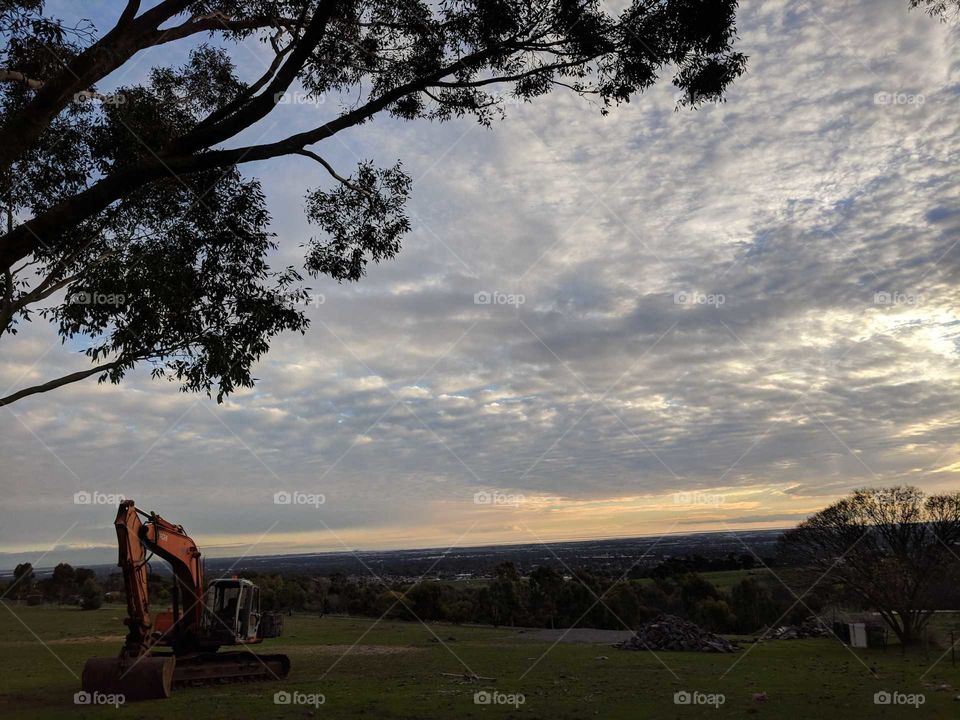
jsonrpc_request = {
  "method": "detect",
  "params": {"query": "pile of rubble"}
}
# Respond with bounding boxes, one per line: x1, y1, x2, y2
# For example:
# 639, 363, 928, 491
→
615, 614, 739, 653
761, 616, 832, 641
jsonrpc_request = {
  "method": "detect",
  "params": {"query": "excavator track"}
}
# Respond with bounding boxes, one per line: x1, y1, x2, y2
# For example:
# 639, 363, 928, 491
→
83, 651, 290, 700
173, 651, 291, 687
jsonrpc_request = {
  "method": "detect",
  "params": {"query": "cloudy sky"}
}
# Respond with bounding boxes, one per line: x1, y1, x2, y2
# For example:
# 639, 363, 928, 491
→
2, 0, 959, 568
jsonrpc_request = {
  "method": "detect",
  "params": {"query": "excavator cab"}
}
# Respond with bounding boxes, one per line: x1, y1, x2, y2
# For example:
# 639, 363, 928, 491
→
204, 578, 261, 643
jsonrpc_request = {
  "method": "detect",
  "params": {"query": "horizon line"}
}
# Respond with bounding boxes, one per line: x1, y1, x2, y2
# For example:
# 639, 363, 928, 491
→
0, 525, 791, 574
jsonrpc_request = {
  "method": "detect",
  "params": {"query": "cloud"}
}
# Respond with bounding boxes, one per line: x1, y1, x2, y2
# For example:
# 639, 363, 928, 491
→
1, 0, 959, 565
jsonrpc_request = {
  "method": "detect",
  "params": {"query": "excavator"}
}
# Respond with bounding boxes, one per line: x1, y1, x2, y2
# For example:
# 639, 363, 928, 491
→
82, 499, 290, 700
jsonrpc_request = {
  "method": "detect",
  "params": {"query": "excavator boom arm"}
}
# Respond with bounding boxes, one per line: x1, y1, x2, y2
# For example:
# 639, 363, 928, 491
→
114, 501, 151, 653
114, 499, 205, 652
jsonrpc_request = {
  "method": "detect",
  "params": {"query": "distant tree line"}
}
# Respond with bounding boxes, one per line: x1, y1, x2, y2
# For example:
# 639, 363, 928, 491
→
4, 556, 800, 634
645, 552, 760, 579
229, 561, 811, 635
2, 562, 103, 609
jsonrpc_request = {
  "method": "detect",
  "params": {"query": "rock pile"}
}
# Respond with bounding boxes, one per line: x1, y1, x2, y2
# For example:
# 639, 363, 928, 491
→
762, 616, 832, 641
615, 614, 739, 653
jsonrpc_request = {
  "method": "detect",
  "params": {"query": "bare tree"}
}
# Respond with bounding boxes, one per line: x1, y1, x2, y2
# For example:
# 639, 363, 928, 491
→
780, 486, 960, 645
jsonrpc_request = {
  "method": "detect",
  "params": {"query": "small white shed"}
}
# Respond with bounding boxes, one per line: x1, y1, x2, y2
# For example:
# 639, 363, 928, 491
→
848, 622, 868, 648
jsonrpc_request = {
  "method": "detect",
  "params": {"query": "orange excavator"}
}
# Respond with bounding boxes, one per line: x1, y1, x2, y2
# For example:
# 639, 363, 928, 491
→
82, 500, 290, 700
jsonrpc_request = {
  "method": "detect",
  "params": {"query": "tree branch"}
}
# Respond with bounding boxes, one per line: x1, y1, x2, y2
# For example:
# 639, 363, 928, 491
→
117, 0, 142, 28
14, 249, 112, 310
295, 150, 370, 195
169, 2, 336, 155
0, 358, 131, 407
0, 0, 195, 174
192, 33, 297, 131
0, 69, 45, 89
150, 14, 299, 46
0, 266, 13, 330
0, 1, 302, 174
0, 44, 502, 271
430, 58, 595, 90
0, 69, 130, 104
0, 335, 198, 406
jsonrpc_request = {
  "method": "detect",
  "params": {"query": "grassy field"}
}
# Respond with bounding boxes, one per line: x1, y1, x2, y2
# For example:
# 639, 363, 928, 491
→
1, 603, 957, 718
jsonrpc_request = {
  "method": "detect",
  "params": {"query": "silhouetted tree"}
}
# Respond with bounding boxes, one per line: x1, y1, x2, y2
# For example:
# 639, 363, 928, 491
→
730, 577, 779, 633
277, 578, 307, 612
50, 562, 75, 604
528, 565, 563, 628
603, 582, 642, 629
11, 562, 33, 601
487, 562, 524, 626
79, 576, 103, 610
